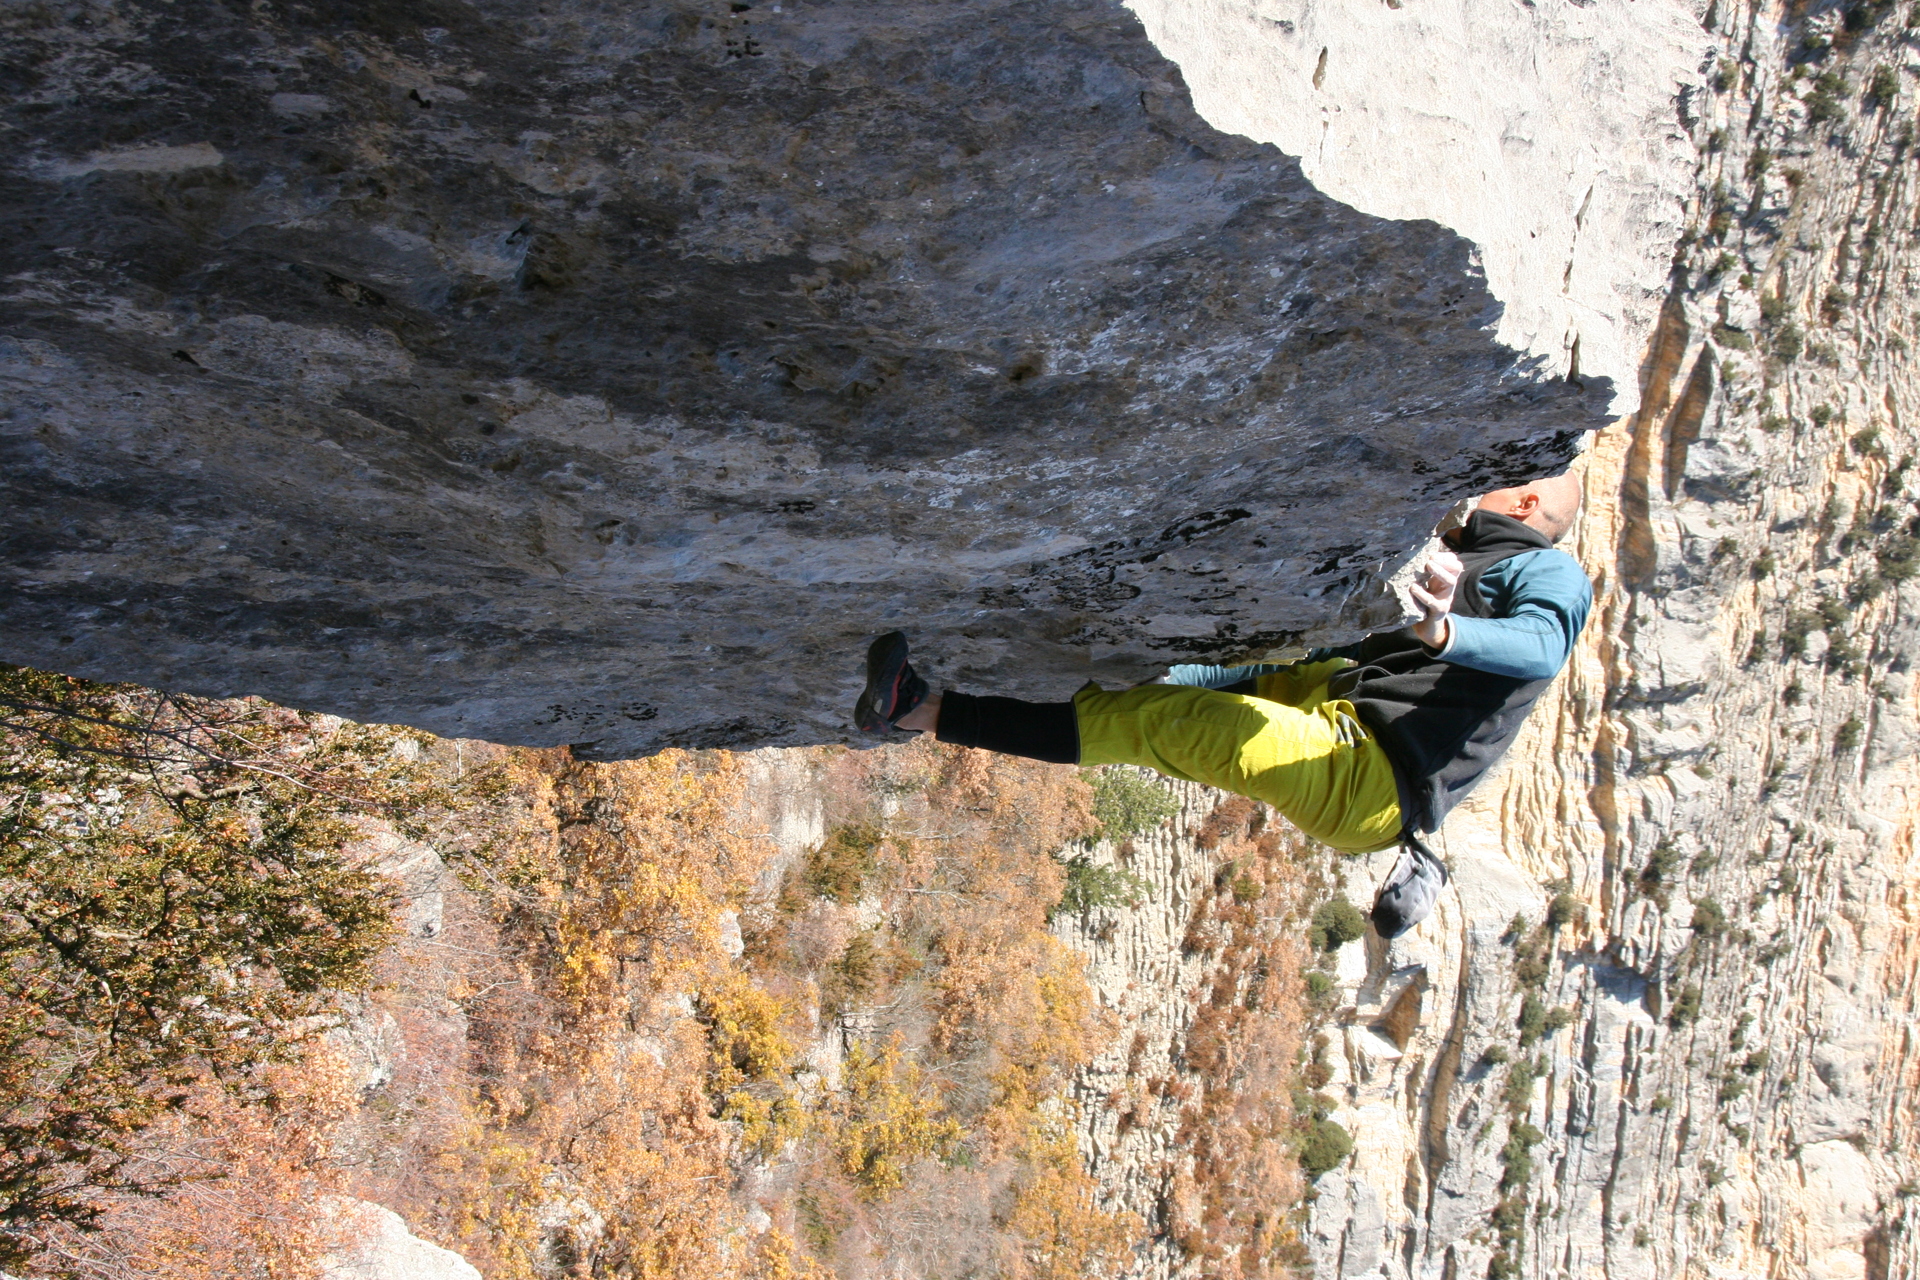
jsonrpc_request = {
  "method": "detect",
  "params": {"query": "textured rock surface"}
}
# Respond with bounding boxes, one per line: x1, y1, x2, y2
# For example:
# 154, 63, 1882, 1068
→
322, 1199, 483, 1280
1294, 4, 1920, 1275
1127, 0, 1709, 412
0, 0, 1604, 756
1051, 780, 1263, 1278
1016, 6, 1920, 1277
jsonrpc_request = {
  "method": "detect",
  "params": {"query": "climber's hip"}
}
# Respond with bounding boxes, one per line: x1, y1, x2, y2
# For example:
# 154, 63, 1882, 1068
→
1071, 682, 1402, 853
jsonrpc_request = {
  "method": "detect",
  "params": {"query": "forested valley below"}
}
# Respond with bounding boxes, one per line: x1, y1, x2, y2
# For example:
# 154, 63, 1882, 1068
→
0, 665, 1339, 1278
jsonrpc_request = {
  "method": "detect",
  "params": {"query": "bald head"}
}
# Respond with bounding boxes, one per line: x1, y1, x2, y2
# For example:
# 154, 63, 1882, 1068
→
1478, 473, 1583, 542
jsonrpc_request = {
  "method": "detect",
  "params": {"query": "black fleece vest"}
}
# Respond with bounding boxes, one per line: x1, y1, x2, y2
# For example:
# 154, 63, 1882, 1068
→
1325, 511, 1563, 835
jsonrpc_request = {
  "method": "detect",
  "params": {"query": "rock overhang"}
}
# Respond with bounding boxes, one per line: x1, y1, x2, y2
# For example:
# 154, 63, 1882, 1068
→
1, 0, 1614, 755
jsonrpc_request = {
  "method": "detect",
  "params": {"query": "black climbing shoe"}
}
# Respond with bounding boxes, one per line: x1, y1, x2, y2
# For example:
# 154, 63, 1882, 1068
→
1370, 838, 1449, 939
853, 631, 929, 732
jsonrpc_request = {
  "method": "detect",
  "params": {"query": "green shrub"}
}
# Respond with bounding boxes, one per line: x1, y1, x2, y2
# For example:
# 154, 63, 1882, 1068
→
1517, 993, 1548, 1047
1869, 64, 1900, 110
1309, 898, 1368, 951
1705, 190, 1733, 240
1650, 1093, 1674, 1113
1499, 1121, 1545, 1190
1304, 970, 1334, 1001
1888, 455, 1914, 495
1298, 1118, 1354, 1176
1773, 322, 1805, 361
1640, 842, 1681, 893
1051, 853, 1150, 918
807, 823, 883, 902
1490, 1196, 1526, 1233
1837, 716, 1864, 751
1546, 893, 1583, 929
1807, 71, 1848, 124
1502, 1057, 1542, 1112
1668, 984, 1703, 1028
1488, 1200, 1526, 1279
1780, 610, 1817, 659
1084, 766, 1180, 839
1847, 0, 1898, 31
1690, 898, 1727, 937
1879, 533, 1920, 582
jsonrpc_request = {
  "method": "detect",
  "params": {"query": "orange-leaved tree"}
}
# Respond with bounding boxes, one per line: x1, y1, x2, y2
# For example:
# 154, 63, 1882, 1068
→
28, 1049, 364, 1280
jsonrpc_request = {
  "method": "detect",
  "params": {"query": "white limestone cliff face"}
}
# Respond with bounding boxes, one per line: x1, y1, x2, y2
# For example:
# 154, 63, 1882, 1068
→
1129, 0, 1711, 416
322, 1200, 484, 1280
1051, 780, 1274, 1278
1290, 3, 1920, 1275
1044, 5, 1920, 1277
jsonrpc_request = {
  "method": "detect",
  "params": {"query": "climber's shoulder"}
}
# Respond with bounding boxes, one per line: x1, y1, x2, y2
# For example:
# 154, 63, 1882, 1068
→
1485, 546, 1592, 600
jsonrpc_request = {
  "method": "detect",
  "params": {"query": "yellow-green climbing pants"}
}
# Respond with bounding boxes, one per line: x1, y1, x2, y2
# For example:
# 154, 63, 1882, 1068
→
1073, 659, 1403, 853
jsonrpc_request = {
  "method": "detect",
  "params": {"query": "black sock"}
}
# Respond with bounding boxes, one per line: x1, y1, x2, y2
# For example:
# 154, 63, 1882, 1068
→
935, 691, 1079, 764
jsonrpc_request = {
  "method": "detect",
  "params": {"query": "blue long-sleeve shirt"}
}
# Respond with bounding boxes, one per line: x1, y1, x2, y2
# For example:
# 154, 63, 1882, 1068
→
1167, 546, 1591, 689
1434, 548, 1591, 680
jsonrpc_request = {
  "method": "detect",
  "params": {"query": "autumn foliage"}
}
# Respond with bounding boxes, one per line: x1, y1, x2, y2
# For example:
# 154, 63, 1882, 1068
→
403, 738, 1142, 1277
2, 663, 1320, 1279
25, 1054, 363, 1280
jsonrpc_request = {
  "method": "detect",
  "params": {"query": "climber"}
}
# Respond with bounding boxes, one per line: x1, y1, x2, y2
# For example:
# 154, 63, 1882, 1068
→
852, 474, 1592, 939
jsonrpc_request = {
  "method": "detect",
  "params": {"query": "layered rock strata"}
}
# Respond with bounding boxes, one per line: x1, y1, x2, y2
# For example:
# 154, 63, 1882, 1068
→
0, 0, 1607, 757
1297, 4, 1920, 1275
1052, 779, 1269, 1278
